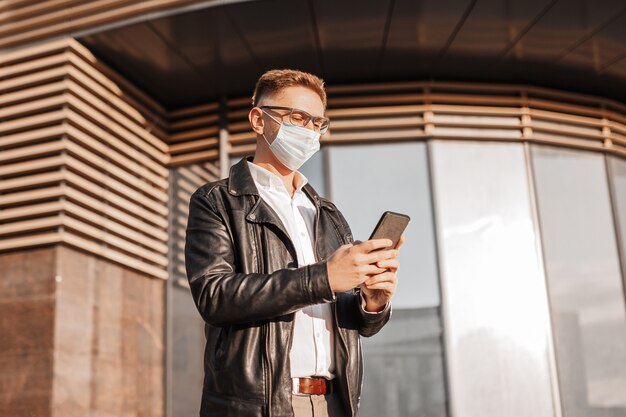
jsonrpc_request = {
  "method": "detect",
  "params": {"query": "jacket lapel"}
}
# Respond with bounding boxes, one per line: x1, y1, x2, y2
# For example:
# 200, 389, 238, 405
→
228, 155, 339, 264
245, 197, 290, 237
228, 155, 296, 258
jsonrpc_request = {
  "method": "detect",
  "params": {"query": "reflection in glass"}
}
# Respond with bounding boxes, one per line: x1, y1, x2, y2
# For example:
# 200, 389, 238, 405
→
608, 156, 626, 279
327, 142, 440, 309
299, 149, 326, 197
327, 141, 447, 417
531, 145, 626, 416
168, 163, 220, 417
430, 140, 556, 417
359, 308, 447, 417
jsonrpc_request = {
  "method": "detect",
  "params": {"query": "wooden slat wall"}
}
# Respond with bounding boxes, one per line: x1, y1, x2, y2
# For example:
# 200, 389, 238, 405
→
2, 38, 626, 280
323, 81, 626, 158
226, 97, 256, 157
0, 0, 208, 51
0, 37, 170, 279
168, 103, 220, 166
213, 81, 626, 160
168, 162, 221, 287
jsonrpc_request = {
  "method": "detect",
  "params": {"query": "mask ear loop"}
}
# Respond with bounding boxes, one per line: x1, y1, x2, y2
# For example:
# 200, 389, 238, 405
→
261, 131, 273, 148
258, 107, 282, 147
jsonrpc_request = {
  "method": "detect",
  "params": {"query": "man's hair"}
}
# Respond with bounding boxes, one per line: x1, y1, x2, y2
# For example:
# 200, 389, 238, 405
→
252, 69, 327, 108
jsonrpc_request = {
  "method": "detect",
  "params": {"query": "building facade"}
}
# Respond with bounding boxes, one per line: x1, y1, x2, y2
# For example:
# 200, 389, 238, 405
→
1, 1, 626, 417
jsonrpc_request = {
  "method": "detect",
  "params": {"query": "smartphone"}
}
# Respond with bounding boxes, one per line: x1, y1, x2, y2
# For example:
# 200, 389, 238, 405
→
368, 211, 410, 251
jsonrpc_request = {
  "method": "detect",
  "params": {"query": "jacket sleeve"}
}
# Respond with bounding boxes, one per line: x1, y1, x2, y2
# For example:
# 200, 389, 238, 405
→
356, 290, 392, 337
333, 204, 392, 337
185, 190, 335, 327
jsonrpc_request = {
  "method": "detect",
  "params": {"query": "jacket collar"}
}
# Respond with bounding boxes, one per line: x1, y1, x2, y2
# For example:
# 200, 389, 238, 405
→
228, 155, 337, 262
227, 154, 335, 212
227, 155, 259, 196
246, 158, 309, 195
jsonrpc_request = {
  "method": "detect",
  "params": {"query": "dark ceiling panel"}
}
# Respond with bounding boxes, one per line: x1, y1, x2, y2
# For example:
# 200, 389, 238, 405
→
445, 0, 510, 55
80, 21, 213, 108
211, 8, 262, 100
606, 55, 626, 77
313, 0, 391, 80
507, 0, 623, 60
224, 0, 321, 75
147, 9, 219, 73
436, 0, 561, 78
77, 0, 626, 109
497, 0, 559, 56
562, 11, 626, 72
140, 6, 261, 105
418, 0, 477, 52
380, 0, 473, 77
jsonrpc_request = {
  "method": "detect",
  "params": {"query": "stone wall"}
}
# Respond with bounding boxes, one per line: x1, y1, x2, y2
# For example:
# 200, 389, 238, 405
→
0, 246, 164, 417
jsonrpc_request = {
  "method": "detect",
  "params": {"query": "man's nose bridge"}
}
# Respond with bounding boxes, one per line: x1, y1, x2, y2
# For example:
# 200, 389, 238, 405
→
303, 118, 316, 131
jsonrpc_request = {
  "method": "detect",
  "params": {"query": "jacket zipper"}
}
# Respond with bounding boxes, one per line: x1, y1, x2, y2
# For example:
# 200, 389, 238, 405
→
334, 302, 354, 416
252, 201, 272, 417
263, 322, 272, 417
318, 198, 355, 416
258, 232, 272, 417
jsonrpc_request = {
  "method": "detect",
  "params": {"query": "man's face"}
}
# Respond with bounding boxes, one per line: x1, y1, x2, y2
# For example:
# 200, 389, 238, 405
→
254, 85, 326, 142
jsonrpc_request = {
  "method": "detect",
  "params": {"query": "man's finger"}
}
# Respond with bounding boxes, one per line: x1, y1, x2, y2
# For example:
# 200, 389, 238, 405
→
364, 271, 397, 286
361, 264, 387, 276
357, 238, 393, 253
364, 281, 396, 292
394, 235, 405, 250
363, 248, 398, 265
375, 259, 400, 270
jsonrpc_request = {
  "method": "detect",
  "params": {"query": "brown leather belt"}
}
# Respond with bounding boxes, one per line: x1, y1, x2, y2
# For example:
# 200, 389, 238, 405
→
292, 377, 334, 395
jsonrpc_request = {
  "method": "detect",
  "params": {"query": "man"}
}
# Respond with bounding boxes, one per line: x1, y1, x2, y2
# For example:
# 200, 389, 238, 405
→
185, 69, 404, 417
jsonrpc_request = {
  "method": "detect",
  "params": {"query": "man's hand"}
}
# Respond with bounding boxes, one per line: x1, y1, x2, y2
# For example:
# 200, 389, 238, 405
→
326, 239, 399, 293
360, 235, 405, 312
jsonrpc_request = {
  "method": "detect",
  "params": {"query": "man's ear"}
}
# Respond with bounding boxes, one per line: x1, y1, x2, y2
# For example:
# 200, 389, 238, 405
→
249, 107, 265, 135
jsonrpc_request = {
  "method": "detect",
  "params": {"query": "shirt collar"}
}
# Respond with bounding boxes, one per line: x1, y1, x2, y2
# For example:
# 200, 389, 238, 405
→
246, 161, 309, 194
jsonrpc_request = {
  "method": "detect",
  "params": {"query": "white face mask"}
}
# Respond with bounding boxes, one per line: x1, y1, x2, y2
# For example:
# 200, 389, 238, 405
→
261, 111, 321, 171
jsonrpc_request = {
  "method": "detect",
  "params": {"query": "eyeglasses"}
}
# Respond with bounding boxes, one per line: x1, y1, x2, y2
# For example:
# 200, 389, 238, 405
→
259, 105, 330, 135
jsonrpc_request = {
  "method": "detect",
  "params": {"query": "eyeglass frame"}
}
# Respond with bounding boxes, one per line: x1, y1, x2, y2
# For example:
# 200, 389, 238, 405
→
258, 105, 330, 135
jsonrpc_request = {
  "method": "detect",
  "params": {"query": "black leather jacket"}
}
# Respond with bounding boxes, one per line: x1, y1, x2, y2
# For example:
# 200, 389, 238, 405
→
185, 155, 391, 417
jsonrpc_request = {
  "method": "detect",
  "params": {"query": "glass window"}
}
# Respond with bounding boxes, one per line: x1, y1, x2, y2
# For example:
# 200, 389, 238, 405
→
531, 145, 626, 416
608, 156, 626, 280
358, 307, 447, 417
169, 285, 204, 417
327, 142, 440, 309
430, 140, 556, 417
167, 163, 220, 417
299, 149, 326, 197
327, 142, 447, 417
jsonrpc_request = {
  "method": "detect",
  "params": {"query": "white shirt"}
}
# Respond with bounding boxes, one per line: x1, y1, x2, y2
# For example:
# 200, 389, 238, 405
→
247, 161, 335, 378
246, 161, 387, 379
